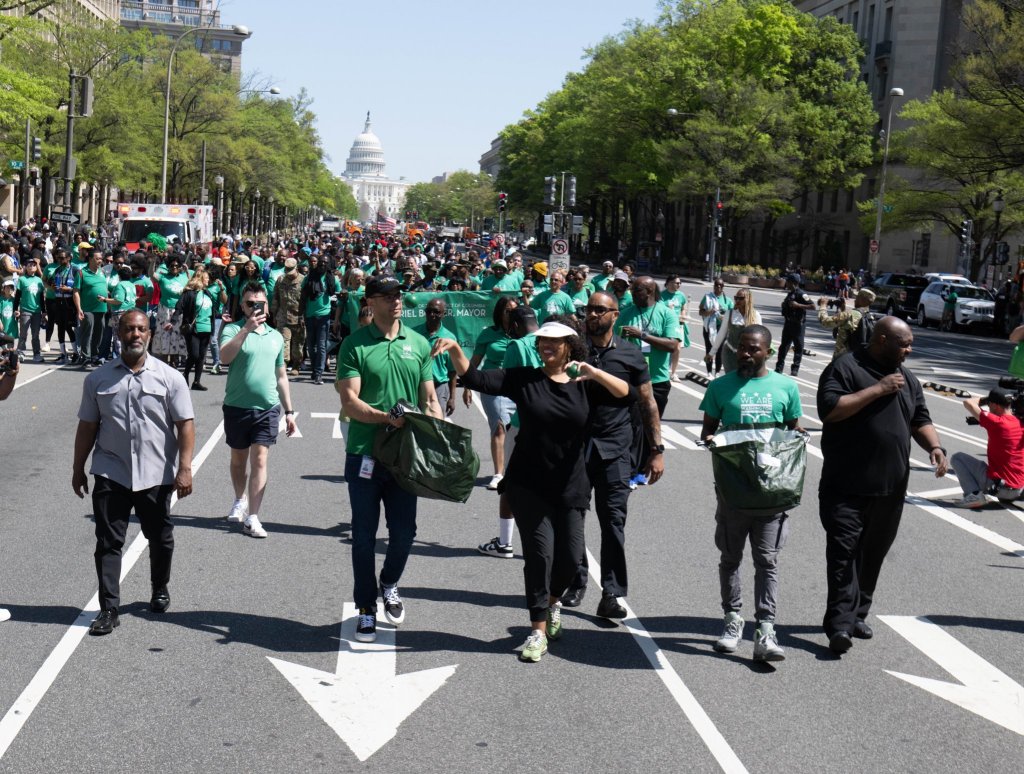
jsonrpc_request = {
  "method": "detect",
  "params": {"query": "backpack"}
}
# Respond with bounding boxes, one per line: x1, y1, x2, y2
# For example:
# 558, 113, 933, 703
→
851, 310, 878, 348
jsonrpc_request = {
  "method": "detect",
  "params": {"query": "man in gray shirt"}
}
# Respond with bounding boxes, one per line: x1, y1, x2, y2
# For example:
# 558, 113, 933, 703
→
73, 309, 195, 635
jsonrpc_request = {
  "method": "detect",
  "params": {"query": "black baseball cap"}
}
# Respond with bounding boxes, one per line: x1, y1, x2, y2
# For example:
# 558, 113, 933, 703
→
365, 276, 401, 297
987, 388, 1013, 407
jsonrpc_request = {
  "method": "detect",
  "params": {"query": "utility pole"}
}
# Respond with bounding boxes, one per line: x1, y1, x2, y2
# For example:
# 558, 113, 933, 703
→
200, 140, 208, 204
708, 187, 721, 280
62, 71, 76, 218
18, 119, 30, 227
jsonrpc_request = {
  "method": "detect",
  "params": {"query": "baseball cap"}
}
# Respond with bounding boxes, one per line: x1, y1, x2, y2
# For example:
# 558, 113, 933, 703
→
78, 241, 93, 250
364, 276, 401, 296
856, 288, 876, 305
284, 257, 298, 270
508, 306, 537, 327
491, 259, 508, 269
987, 388, 1013, 407
532, 261, 548, 277
535, 321, 578, 339
2, 279, 15, 288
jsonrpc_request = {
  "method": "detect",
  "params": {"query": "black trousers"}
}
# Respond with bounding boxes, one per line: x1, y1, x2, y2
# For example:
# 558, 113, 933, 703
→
92, 476, 175, 612
818, 491, 905, 637
183, 330, 211, 383
507, 485, 586, 623
703, 327, 722, 372
570, 448, 632, 597
776, 322, 805, 373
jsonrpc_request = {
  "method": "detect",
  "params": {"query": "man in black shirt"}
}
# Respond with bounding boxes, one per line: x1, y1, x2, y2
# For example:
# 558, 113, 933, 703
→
775, 274, 814, 376
560, 291, 663, 618
817, 316, 948, 654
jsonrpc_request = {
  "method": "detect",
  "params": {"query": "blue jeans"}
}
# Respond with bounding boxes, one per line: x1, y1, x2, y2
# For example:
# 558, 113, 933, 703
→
210, 317, 223, 366
306, 315, 330, 379
346, 453, 418, 609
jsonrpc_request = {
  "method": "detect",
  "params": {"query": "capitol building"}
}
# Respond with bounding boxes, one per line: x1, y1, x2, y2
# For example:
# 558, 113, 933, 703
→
341, 113, 410, 223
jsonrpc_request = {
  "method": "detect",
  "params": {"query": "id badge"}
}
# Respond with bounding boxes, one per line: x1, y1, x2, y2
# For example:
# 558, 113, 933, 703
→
359, 455, 375, 479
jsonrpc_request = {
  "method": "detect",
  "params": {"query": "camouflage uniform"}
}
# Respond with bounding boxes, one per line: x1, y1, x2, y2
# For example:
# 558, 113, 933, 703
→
272, 272, 305, 370
818, 307, 864, 359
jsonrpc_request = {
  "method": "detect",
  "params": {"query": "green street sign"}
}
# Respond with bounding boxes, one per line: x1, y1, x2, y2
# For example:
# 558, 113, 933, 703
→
8, 160, 24, 170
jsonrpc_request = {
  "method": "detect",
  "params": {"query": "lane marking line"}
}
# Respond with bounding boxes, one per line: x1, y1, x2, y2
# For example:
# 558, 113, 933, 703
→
0, 420, 226, 761
585, 549, 748, 774
11, 367, 56, 390
905, 494, 1024, 558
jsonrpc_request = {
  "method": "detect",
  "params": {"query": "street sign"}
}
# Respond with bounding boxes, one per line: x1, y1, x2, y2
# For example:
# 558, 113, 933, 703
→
549, 255, 570, 275
551, 238, 569, 256
49, 211, 81, 225
8, 160, 24, 170
869, 238, 879, 253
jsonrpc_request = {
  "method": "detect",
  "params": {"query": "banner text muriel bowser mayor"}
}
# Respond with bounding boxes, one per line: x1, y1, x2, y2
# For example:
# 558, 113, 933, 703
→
343, 291, 517, 351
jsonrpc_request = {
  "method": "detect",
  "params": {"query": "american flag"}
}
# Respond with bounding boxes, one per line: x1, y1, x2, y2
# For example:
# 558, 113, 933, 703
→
376, 212, 397, 233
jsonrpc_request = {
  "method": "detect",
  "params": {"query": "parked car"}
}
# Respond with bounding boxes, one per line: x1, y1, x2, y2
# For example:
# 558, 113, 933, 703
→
869, 272, 931, 319
924, 272, 973, 285
917, 282, 996, 330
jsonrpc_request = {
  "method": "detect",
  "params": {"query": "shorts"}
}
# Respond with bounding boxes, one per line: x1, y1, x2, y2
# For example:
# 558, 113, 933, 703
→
479, 393, 515, 435
223, 404, 281, 449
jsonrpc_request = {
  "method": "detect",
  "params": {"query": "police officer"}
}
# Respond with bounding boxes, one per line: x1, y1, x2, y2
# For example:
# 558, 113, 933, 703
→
775, 273, 814, 376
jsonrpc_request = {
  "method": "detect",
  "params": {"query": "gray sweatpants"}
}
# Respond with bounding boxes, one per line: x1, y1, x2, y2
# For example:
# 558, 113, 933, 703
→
950, 451, 1023, 500
714, 496, 790, 623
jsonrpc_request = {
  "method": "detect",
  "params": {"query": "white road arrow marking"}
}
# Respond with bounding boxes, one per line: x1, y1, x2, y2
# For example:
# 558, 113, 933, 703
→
879, 615, 1024, 736
267, 603, 457, 761
278, 411, 303, 437
309, 411, 344, 439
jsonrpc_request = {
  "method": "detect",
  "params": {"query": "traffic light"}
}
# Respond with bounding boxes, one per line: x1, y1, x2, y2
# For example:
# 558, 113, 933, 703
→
31, 136, 42, 161
996, 241, 1011, 265
959, 219, 973, 242
498, 192, 507, 212
566, 176, 576, 207
544, 176, 557, 205
28, 168, 39, 187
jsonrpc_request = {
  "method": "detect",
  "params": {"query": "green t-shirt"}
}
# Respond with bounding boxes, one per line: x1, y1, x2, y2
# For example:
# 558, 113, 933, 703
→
615, 301, 682, 383
569, 287, 591, 316
219, 323, 285, 410
698, 370, 802, 427
592, 274, 613, 292
502, 332, 543, 369
301, 276, 335, 319
158, 273, 188, 309
660, 289, 686, 317
265, 264, 286, 299
473, 326, 512, 370
944, 290, 959, 312
194, 289, 215, 333
531, 289, 577, 322
43, 264, 58, 300
17, 276, 45, 314
0, 297, 15, 337
335, 322, 433, 455
480, 273, 521, 292
113, 281, 136, 313
75, 267, 109, 313
414, 322, 457, 384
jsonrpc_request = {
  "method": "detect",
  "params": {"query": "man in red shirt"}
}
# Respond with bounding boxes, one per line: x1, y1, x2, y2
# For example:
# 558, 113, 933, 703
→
951, 388, 1024, 508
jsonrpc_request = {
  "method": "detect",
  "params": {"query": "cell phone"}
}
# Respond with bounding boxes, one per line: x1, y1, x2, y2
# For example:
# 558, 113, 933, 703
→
252, 300, 266, 316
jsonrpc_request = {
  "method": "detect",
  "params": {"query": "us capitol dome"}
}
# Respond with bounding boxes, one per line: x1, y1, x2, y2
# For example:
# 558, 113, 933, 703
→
341, 112, 410, 223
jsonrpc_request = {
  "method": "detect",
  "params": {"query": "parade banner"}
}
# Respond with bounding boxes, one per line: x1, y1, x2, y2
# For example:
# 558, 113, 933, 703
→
344, 291, 515, 351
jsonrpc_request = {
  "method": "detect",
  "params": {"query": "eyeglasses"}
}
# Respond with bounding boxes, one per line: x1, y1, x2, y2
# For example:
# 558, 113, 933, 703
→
585, 305, 614, 316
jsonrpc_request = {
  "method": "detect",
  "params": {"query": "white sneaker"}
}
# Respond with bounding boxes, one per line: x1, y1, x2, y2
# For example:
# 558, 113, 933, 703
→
753, 622, 786, 662
0, 608, 10, 622
243, 515, 268, 538
714, 611, 744, 653
226, 499, 247, 523
486, 474, 504, 491
42, 343, 50, 353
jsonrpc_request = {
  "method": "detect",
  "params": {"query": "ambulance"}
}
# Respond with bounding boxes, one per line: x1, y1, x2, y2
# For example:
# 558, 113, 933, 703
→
116, 203, 215, 252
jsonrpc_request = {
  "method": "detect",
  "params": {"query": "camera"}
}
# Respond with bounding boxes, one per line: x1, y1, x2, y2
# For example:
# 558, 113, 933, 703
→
966, 377, 1024, 425
3, 349, 17, 373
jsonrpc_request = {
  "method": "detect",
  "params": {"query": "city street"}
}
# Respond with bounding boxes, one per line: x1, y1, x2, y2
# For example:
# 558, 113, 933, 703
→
1, 279, 1021, 774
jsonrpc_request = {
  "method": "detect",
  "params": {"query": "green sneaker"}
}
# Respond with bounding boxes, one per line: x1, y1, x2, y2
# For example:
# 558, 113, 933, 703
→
519, 629, 547, 662
546, 601, 563, 641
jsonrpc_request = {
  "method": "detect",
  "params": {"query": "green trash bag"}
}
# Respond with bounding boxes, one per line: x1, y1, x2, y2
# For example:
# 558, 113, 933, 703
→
709, 425, 808, 515
373, 401, 480, 503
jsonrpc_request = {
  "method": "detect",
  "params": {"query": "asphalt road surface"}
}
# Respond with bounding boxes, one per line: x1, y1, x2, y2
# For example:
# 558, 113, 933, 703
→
0, 279, 1021, 774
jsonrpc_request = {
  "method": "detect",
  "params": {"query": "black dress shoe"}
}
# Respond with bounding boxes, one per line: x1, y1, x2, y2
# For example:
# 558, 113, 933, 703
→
560, 587, 586, 608
596, 595, 628, 619
151, 588, 170, 613
828, 630, 853, 654
89, 608, 119, 635
852, 620, 873, 639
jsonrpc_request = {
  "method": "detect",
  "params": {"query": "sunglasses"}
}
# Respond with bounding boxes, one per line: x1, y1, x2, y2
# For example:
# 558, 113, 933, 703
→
585, 305, 614, 315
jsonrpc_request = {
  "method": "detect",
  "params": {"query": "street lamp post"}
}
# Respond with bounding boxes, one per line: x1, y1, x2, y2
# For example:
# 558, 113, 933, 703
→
161, 23, 250, 203
871, 87, 904, 275
252, 188, 261, 239
214, 174, 224, 234
237, 182, 246, 233
268, 195, 275, 235
987, 191, 1005, 285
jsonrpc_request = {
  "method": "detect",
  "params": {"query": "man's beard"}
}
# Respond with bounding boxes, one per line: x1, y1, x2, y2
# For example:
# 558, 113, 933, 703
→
737, 361, 758, 378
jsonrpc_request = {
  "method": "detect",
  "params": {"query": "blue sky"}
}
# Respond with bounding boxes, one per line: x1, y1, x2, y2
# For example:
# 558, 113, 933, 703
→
222, 0, 663, 183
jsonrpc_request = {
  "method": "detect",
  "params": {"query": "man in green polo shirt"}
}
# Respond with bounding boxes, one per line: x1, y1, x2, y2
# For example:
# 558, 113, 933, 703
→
219, 282, 298, 540
335, 275, 442, 644
413, 297, 457, 417
73, 249, 109, 369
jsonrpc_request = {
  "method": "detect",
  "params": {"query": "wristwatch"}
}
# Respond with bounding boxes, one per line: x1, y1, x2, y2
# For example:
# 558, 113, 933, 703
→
651, 444, 665, 454
285, 411, 296, 416
930, 446, 947, 456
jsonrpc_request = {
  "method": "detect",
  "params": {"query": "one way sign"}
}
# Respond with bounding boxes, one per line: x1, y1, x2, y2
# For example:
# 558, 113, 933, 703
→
49, 211, 81, 225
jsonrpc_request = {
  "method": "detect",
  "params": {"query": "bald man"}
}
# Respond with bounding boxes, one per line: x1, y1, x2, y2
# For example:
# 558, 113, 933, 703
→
816, 316, 948, 655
